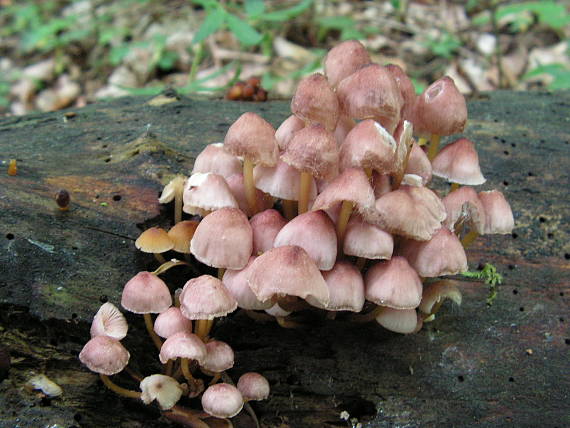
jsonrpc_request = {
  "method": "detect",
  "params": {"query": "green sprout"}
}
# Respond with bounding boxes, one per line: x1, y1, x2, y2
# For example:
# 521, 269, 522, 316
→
462, 263, 503, 306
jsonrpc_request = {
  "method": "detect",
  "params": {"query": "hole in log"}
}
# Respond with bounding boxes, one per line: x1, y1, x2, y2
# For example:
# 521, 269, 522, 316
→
508, 264, 515, 270
503, 150, 510, 155
6, 233, 14, 240
564, 253, 570, 260
338, 397, 377, 420
547, 233, 554, 239
512, 232, 518, 239
565, 339, 570, 345
503, 181, 509, 186
512, 289, 518, 295
113, 195, 122, 201
99, 295, 108, 303
508, 377, 514, 382
528, 172, 534, 176
519, 307, 525, 312
457, 375, 465, 382
539, 217, 546, 223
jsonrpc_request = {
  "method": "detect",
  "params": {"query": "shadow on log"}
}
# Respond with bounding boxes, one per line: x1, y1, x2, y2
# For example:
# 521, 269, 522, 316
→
0, 90, 569, 427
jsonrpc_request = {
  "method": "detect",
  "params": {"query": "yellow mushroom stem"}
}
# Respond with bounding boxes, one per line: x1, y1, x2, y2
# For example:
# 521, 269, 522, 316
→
282, 199, 296, 220
355, 257, 366, 271
152, 259, 188, 276
143, 313, 163, 351
99, 374, 141, 399
417, 136, 428, 146
243, 156, 257, 215
217, 268, 225, 280
163, 405, 209, 428
180, 358, 195, 383
393, 137, 414, 189
174, 186, 183, 224
336, 200, 354, 250
461, 230, 479, 248
298, 171, 313, 214
450, 182, 460, 192
427, 134, 441, 161
195, 319, 214, 340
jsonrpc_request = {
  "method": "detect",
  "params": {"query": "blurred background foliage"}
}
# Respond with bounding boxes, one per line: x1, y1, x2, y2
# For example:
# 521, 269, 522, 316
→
0, 0, 568, 115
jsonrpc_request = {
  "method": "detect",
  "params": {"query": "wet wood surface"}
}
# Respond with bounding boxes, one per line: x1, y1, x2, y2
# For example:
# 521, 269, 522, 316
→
0, 90, 569, 427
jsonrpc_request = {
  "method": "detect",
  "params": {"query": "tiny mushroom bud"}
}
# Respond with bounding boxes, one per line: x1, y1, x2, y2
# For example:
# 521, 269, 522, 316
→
202, 383, 244, 419
55, 189, 70, 211
237, 372, 270, 401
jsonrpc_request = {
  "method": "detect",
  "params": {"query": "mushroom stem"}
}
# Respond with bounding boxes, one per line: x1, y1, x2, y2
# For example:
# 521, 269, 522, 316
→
99, 374, 141, 399
349, 305, 383, 323
364, 167, 373, 180
143, 313, 163, 351
195, 319, 212, 340
427, 134, 441, 161
124, 367, 144, 382
164, 360, 174, 377
282, 199, 296, 220
461, 230, 479, 248
243, 310, 273, 323
174, 188, 183, 224
217, 268, 225, 280
355, 257, 366, 271
154, 253, 167, 264
243, 156, 257, 215
152, 259, 188, 275
181, 358, 195, 383
450, 182, 460, 192
208, 373, 221, 385
336, 200, 354, 249
275, 316, 304, 329
393, 137, 414, 189
298, 171, 312, 214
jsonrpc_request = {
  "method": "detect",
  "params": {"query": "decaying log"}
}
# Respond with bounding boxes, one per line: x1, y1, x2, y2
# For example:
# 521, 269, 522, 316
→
0, 90, 569, 427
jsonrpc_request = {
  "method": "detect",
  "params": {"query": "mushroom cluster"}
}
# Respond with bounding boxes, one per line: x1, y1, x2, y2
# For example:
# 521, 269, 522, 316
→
79, 40, 514, 426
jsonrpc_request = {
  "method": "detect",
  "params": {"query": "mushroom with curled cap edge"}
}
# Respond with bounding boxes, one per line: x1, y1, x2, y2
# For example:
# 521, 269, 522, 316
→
223, 112, 279, 215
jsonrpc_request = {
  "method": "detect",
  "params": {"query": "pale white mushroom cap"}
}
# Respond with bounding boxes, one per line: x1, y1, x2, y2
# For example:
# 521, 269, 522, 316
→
140, 374, 184, 410
202, 383, 244, 418
158, 331, 207, 364
79, 336, 130, 375
90, 302, 128, 340
237, 372, 270, 401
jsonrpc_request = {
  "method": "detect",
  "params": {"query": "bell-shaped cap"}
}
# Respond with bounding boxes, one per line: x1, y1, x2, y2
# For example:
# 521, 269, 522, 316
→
399, 228, 468, 277
311, 168, 376, 219
307, 261, 365, 312
226, 173, 273, 217
246, 245, 329, 307
154, 307, 193, 339
192, 143, 242, 178
340, 120, 397, 174
275, 115, 305, 151
121, 271, 172, 314
168, 220, 199, 253
343, 216, 394, 260
405, 142, 432, 185
135, 227, 173, 254
179, 275, 237, 320
419, 280, 462, 315
223, 112, 278, 166
432, 138, 485, 185
336, 63, 403, 134
182, 173, 238, 216
442, 186, 485, 233
90, 302, 128, 340
375, 307, 421, 334
386, 63, 416, 122
140, 374, 184, 410
373, 185, 446, 241
237, 372, 270, 401
250, 209, 287, 255
201, 340, 234, 373
281, 124, 339, 181
159, 175, 186, 204
223, 257, 273, 310
273, 210, 337, 271
79, 336, 130, 375
190, 208, 253, 270
202, 383, 244, 418
365, 257, 422, 309
478, 190, 514, 234
254, 160, 317, 201
159, 331, 207, 364
291, 73, 339, 132
413, 76, 467, 136
324, 40, 371, 88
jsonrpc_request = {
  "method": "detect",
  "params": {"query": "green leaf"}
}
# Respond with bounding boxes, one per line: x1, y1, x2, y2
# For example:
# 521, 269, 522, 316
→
225, 13, 263, 46
245, 0, 265, 17
157, 51, 178, 71
497, 1, 570, 31
109, 44, 131, 65
316, 16, 354, 30
261, 0, 313, 22
524, 63, 570, 90
192, 8, 226, 44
